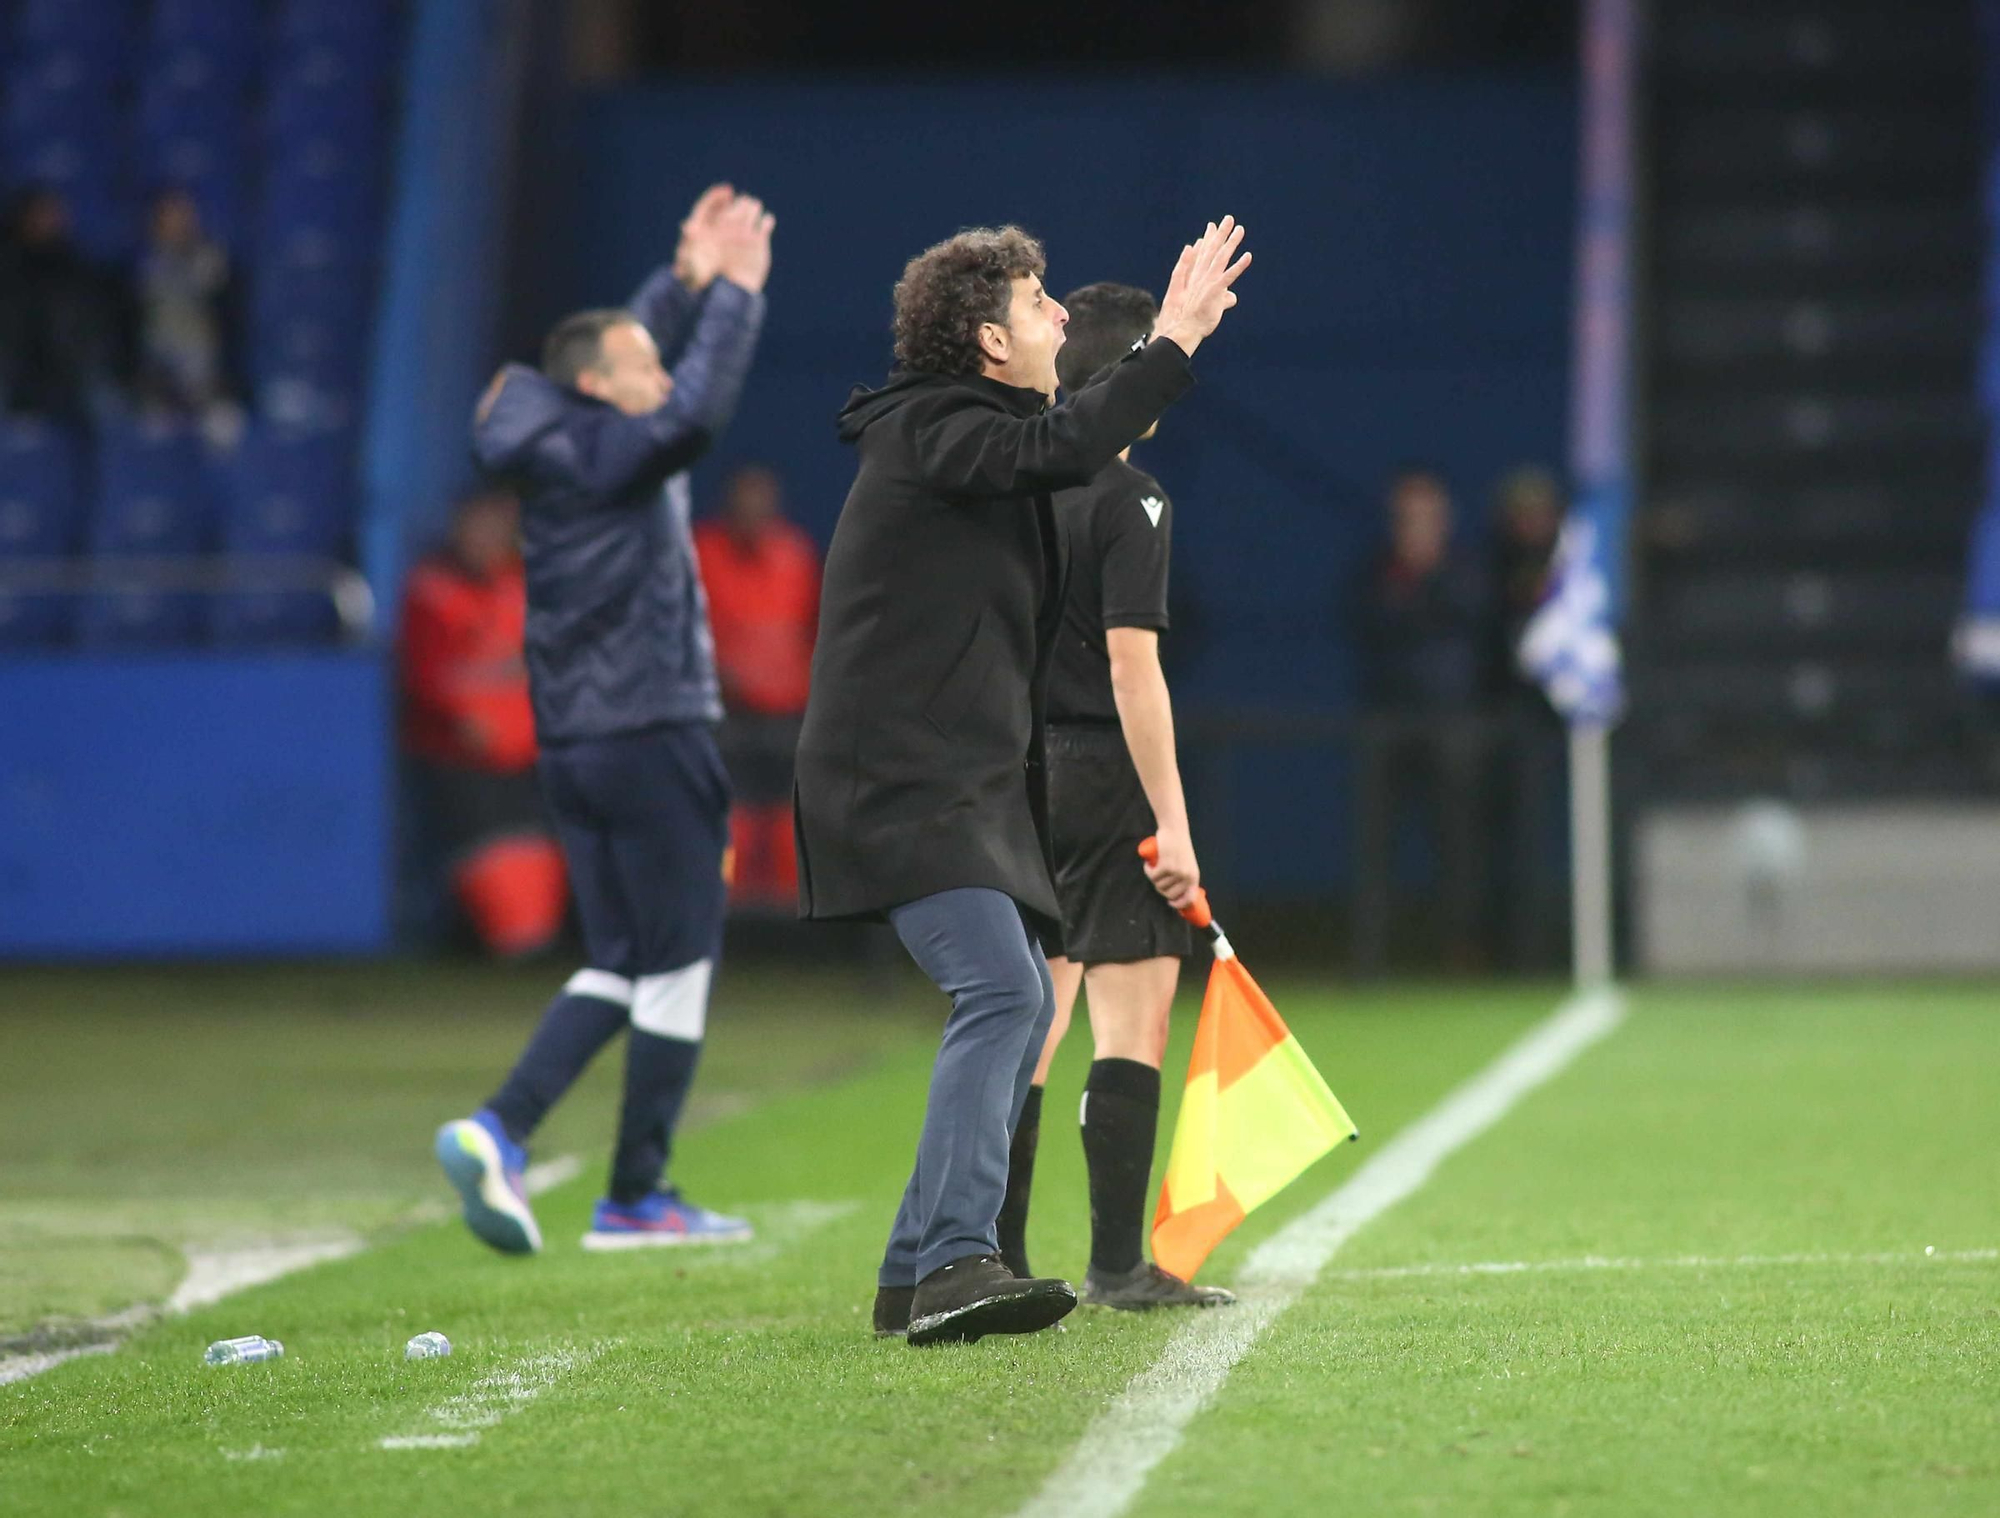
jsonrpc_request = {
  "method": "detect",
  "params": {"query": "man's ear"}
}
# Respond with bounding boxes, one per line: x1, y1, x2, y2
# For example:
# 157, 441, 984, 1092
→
574, 367, 607, 402
976, 322, 1010, 366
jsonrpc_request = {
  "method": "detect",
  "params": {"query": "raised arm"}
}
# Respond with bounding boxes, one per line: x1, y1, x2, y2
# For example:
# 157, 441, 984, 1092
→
626, 183, 737, 364
910, 215, 1251, 500
562, 284, 766, 495
911, 338, 1193, 498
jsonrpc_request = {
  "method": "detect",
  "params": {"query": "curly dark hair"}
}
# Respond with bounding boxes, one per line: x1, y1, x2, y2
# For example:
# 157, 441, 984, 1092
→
891, 226, 1046, 377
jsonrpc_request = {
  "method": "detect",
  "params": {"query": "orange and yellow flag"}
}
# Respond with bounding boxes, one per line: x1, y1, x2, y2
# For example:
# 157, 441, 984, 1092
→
1151, 954, 1358, 1281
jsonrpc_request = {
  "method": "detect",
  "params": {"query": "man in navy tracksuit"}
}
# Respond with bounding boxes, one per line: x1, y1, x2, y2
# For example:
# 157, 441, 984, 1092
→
435, 185, 773, 1254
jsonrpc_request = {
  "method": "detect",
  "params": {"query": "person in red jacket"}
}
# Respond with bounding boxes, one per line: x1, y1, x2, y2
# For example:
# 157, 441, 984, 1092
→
692, 465, 820, 908
400, 488, 567, 956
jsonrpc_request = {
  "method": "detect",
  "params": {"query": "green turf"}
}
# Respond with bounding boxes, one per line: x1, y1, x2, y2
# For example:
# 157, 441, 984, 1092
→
3, 968, 1996, 1518
0, 962, 926, 1334
1151, 983, 2000, 1518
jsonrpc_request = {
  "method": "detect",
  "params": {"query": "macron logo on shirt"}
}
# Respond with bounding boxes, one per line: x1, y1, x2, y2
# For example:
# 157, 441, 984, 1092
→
1140, 496, 1164, 527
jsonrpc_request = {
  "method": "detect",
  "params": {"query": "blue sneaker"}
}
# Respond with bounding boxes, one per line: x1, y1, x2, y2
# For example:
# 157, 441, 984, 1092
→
581, 1189, 754, 1251
434, 1109, 542, 1255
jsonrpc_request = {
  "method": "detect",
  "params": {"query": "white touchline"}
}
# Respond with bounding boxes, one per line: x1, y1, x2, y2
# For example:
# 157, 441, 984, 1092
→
1, 1156, 586, 1388
1325, 1246, 2000, 1281
169, 1234, 367, 1314
377, 1343, 612, 1452
1011, 986, 1627, 1518
0, 1341, 117, 1387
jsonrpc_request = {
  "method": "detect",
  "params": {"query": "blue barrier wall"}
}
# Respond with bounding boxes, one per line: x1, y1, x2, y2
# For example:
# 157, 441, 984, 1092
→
537, 73, 1576, 894
0, 654, 391, 956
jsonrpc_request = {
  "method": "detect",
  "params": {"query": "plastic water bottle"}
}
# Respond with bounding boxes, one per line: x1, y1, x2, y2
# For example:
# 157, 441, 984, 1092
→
204, 1336, 284, 1366
404, 1331, 452, 1360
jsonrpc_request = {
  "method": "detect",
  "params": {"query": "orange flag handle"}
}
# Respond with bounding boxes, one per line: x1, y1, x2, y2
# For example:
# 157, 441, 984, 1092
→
1137, 837, 1234, 958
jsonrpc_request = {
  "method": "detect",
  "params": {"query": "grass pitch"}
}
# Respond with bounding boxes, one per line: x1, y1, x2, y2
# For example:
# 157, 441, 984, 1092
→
1, 963, 1995, 1517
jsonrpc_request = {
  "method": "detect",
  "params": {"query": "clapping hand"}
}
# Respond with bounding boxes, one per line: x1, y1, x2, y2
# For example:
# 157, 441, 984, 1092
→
1153, 216, 1251, 359
673, 183, 735, 291
675, 185, 776, 296
710, 193, 775, 294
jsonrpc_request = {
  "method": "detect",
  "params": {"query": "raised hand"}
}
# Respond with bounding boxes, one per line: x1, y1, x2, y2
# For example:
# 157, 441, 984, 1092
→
711, 193, 776, 294
673, 182, 735, 290
1153, 216, 1251, 359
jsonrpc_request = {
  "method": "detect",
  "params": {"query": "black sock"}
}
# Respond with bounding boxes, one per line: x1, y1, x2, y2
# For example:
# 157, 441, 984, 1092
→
997, 1084, 1043, 1276
1082, 1058, 1161, 1275
485, 990, 630, 1145
608, 1028, 701, 1204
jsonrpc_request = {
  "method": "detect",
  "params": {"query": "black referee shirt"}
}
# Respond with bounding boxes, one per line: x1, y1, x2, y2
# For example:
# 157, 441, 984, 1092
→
1047, 455, 1173, 725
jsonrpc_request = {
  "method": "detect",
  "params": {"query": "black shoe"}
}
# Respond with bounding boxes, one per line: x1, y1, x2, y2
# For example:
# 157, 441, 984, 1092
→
873, 1284, 914, 1338
905, 1253, 1076, 1347
1083, 1260, 1237, 1311
999, 1245, 1033, 1279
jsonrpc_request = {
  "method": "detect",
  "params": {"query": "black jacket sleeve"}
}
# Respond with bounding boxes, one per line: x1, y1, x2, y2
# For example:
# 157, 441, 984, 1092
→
909, 338, 1193, 500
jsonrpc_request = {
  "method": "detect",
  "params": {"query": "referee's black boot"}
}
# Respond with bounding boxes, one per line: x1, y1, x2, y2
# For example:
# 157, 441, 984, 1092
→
872, 1284, 914, 1338
1083, 1260, 1236, 1311
905, 1254, 1076, 1347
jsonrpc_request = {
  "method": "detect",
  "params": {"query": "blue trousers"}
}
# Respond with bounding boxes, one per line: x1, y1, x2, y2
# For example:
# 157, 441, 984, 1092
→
487, 722, 730, 1201
880, 888, 1057, 1285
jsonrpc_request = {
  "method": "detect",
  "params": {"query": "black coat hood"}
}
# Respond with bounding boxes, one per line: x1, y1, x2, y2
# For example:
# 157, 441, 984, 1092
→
837, 368, 1047, 444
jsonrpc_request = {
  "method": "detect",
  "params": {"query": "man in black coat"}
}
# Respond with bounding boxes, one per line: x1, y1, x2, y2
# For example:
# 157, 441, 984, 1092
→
797, 217, 1251, 1344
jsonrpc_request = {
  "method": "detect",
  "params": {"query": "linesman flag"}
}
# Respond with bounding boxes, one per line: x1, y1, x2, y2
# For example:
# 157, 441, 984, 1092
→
1139, 839, 1358, 1282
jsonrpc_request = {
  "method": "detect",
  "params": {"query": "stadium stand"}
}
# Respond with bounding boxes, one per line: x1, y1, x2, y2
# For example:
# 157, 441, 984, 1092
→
1632, 0, 1987, 799
0, 0, 401, 648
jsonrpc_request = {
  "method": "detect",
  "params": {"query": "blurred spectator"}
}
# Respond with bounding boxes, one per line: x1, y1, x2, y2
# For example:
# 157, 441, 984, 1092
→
400, 489, 567, 957
0, 187, 131, 420
1490, 463, 1563, 700
134, 189, 243, 443
693, 464, 820, 909
1351, 467, 1494, 973
1489, 464, 1566, 968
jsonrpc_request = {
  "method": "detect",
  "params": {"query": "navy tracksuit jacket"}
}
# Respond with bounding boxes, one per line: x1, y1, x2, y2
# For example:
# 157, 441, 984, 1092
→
469, 270, 765, 976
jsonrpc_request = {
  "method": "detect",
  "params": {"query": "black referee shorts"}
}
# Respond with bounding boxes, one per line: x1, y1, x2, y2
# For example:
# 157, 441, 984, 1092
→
1045, 724, 1193, 965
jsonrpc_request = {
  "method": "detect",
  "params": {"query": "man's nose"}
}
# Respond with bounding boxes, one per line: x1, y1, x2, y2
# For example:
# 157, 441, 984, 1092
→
1052, 302, 1069, 328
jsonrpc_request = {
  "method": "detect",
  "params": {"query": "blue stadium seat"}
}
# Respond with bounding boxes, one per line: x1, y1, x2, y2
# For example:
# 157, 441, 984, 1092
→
0, 588, 69, 646
252, 286, 372, 396
256, 170, 380, 272
15, 0, 138, 55
73, 582, 201, 647
136, 65, 249, 142
208, 587, 340, 646
2, 63, 108, 145
264, 51, 389, 151
150, 0, 262, 81
90, 420, 213, 556
138, 130, 246, 246
276, 0, 400, 49
0, 419, 82, 647
0, 419, 84, 557
217, 425, 355, 556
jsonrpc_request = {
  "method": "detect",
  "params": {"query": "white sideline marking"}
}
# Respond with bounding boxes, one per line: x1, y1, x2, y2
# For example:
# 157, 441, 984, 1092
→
0, 1340, 117, 1386
1327, 1246, 2000, 1281
1011, 987, 1627, 1518
524, 1154, 583, 1195
1, 1154, 586, 1386
221, 1444, 286, 1461
169, 1234, 366, 1314
377, 1343, 610, 1452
